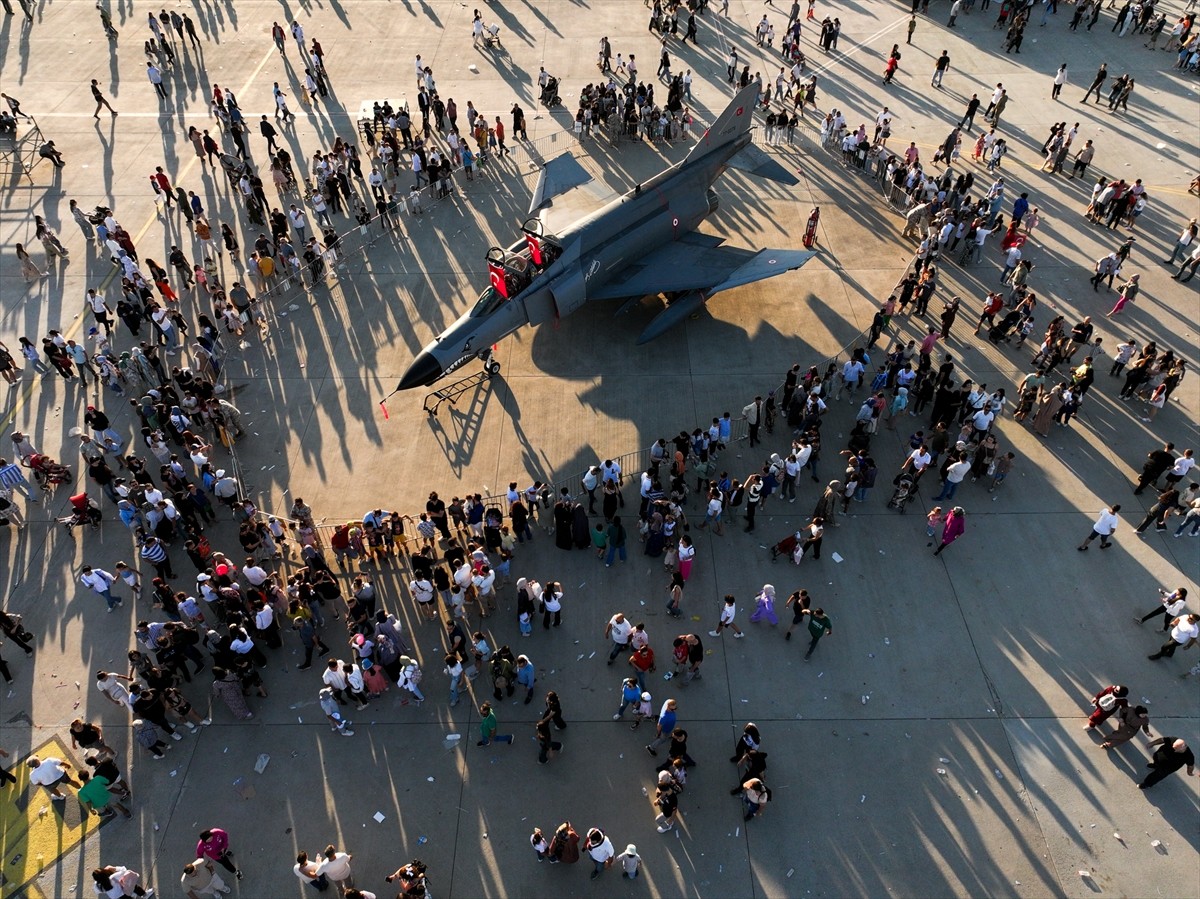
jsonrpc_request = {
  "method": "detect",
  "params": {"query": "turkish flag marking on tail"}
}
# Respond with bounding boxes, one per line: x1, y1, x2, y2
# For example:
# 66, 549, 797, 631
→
735, 106, 744, 116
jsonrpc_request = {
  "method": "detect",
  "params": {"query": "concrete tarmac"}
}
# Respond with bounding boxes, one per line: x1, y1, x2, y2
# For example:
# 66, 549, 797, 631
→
0, 1, 1197, 898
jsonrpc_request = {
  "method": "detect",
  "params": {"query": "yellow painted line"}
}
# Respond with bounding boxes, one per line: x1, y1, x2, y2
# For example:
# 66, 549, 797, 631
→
0, 735, 98, 898
1, 44, 280, 433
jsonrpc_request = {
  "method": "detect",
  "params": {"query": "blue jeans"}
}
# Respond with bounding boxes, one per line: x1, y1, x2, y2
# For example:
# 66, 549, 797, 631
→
449, 673, 462, 705
306, 873, 330, 891
609, 640, 628, 661
605, 544, 626, 565
934, 480, 960, 501
97, 589, 120, 610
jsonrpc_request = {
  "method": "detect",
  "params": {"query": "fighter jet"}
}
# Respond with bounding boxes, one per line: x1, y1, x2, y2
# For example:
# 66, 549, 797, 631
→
396, 82, 816, 390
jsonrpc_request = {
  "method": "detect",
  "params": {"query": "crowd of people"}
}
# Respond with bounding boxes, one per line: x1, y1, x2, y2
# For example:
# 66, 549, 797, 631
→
1, 0, 1198, 895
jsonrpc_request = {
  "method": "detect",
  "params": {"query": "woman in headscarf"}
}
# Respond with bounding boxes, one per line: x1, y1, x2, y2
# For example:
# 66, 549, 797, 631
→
1030, 384, 1064, 437
933, 507, 965, 557
812, 480, 841, 527
553, 497, 574, 550
749, 585, 778, 626
571, 503, 591, 549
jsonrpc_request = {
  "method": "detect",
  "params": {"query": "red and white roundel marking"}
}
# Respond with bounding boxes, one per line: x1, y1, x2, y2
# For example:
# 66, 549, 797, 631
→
735, 106, 744, 116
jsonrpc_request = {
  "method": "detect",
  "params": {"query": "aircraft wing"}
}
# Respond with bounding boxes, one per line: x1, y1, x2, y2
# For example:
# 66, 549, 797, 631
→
589, 235, 816, 300
528, 154, 595, 215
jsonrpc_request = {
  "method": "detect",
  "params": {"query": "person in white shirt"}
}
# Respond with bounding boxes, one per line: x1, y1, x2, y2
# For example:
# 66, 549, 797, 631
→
315, 846, 353, 893
903, 445, 932, 476
322, 659, 349, 702
709, 594, 744, 638
80, 566, 121, 612
585, 828, 615, 880
472, 566, 497, 615
934, 453, 973, 501
1165, 449, 1195, 486
605, 612, 633, 664
1147, 614, 1200, 661
1078, 505, 1121, 550
26, 755, 79, 799
1136, 587, 1189, 631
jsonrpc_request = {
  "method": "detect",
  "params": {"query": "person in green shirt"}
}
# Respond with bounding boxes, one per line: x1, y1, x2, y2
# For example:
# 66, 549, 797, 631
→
77, 770, 131, 819
477, 701, 513, 747
803, 608, 832, 661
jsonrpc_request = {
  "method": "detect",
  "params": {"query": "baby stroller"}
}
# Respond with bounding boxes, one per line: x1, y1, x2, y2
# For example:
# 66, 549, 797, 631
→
25, 453, 72, 490
540, 76, 562, 109
60, 492, 102, 534
887, 472, 917, 513
483, 505, 504, 552
769, 530, 800, 561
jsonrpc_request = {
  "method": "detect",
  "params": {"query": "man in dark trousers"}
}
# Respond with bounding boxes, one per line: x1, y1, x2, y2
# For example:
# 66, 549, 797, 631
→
1133, 441, 1176, 494
1081, 63, 1107, 103
259, 115, 279, 153
1137, 737, 1196, 790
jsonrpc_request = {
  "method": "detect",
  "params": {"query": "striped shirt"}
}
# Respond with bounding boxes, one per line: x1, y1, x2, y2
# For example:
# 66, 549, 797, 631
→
140, 541, 167, 564
0, 463, 28, 488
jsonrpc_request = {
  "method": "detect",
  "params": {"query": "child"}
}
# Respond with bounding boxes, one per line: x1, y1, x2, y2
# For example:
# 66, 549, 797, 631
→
989, 452, 1015, 492
709, 594, 744, 638
462, 145, 475, 180
519, 607, 533, 637
500, 526, 517, 553
591, 523, 607, 558
631, 691, 654, 729
1014, 315, 1035, 348
927, 505, 945, 546
267, 517, 288, 557
530, 828, 549, 862
495, 549, 512, 584
388, 512, 409, 555
472, 632, 492, 678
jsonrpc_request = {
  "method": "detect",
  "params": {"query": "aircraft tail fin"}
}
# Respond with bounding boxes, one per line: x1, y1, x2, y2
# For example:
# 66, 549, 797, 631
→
685, 82, 760, 163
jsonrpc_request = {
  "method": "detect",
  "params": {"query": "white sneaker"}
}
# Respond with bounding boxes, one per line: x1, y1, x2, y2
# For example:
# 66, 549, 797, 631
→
734, 632, 745, 639
340, 729, 355, 736
708, 631, 720, 637
613, 714, 621, 720
200, 718, 212, 726
170, 732, 183, 741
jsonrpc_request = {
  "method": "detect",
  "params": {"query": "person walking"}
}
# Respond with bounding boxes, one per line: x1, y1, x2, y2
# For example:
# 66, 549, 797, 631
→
181, 856, 232, 897
1099, 704, 1151, 750
605, 612, 633, 665
91, 79, 117, 118
645, 698, 678, 755
800, 608, 831, 661
147, 63, 167, 99
535, 718, 563, 764
933, 506, 966, 556
585, 828, 615, 880
1078, 505, 1121, 550
1147, 614, 1200, 662
1051, 63, 1068, 100
477, 701, 514, 746
1137, 737, 1196, 790
80, 565, 121, 612
740, 777, 771, 821
709, 594, 745, 638
1085, 684, 1129, 730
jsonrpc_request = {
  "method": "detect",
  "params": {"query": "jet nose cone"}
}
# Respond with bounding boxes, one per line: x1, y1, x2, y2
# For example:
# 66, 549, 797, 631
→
397, 351, 443, 391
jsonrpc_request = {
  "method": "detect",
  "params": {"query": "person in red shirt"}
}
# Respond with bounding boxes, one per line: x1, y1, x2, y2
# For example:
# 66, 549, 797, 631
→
493, 116, 508, 156
151, 167, 173, 206
629, 645, 655, 692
